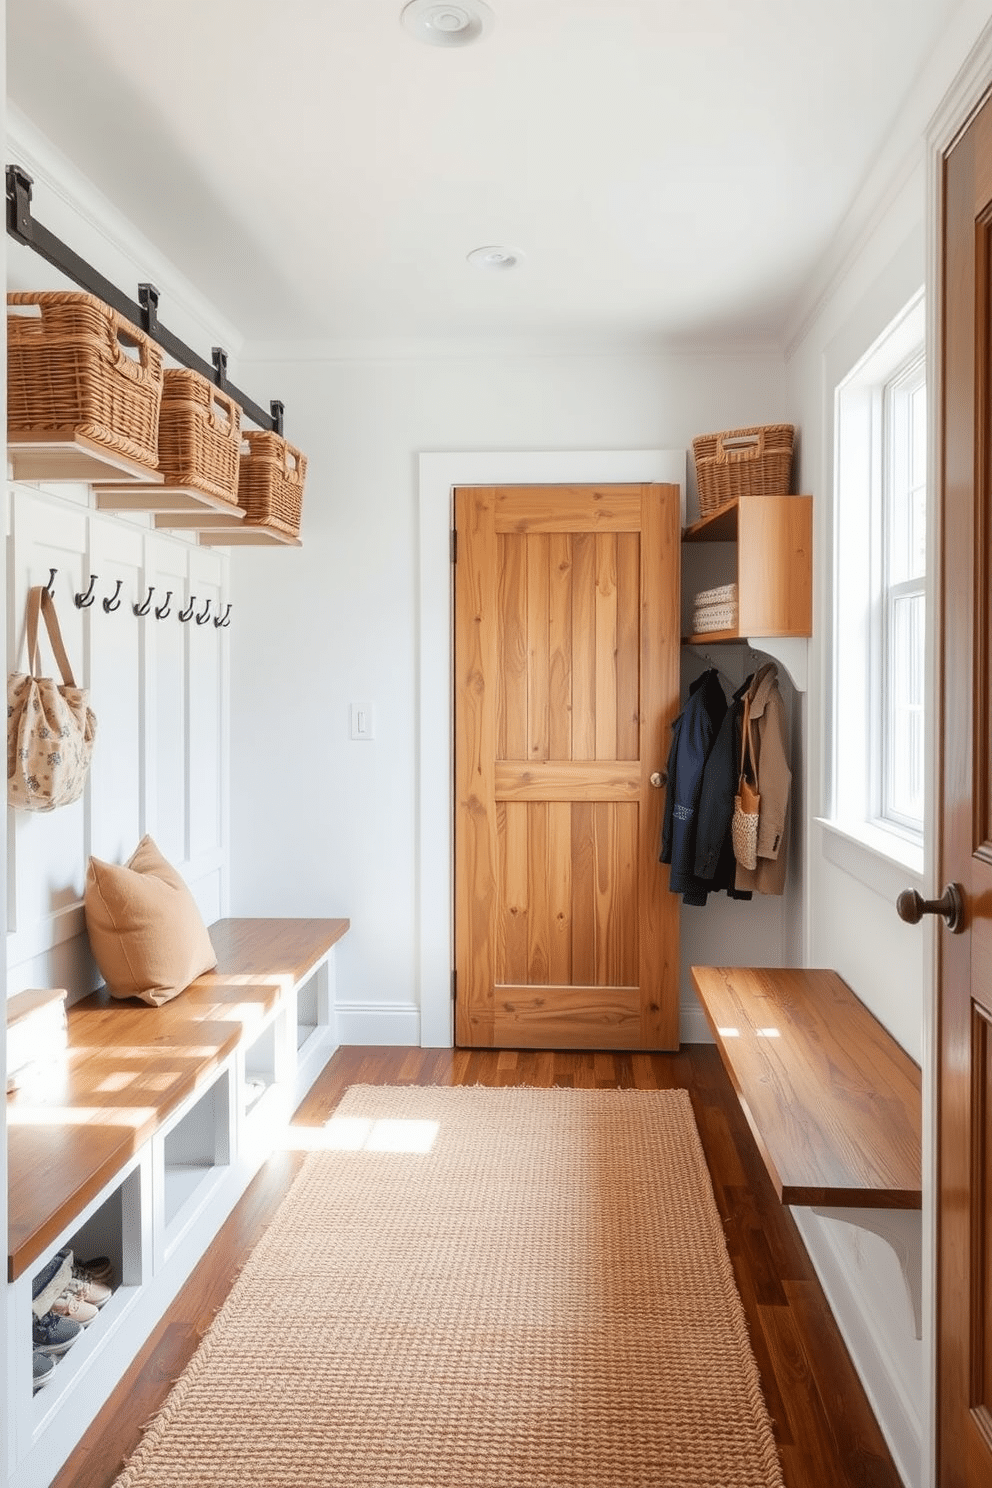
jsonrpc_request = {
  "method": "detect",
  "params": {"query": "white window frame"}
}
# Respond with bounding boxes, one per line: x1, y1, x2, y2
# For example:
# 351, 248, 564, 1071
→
828, 291, 926, 873
876, 354, 926, 837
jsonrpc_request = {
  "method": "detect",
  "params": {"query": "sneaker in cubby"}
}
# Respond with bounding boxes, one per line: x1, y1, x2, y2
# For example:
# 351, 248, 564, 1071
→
32, 1350, 55, 1392
50, 1290, 98, 1326
32, 1311, 82, 1356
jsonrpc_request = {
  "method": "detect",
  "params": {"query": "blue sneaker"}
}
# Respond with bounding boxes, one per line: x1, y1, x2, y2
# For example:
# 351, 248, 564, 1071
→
32, 1311, 81, 1356
32, 1350, 55, 1391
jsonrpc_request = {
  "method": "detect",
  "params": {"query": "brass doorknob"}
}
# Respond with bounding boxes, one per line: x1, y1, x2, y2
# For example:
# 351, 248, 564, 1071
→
650, 770, 667, 788
896, 884, 964, 934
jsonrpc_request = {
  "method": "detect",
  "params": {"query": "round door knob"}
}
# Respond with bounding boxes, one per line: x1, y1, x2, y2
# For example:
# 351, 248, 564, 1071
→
896, 883, 964, 934
650, 770, 667, 788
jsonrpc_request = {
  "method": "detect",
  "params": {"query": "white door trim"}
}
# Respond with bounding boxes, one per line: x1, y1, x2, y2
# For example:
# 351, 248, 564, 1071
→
416, 449, 686, 1047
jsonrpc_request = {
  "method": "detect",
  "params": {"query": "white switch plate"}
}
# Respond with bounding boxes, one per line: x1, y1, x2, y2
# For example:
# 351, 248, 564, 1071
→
350, 702, 375, 741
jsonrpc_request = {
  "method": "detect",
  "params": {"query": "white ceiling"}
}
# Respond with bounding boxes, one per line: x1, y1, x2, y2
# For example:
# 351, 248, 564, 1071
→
5, 0, 962, 350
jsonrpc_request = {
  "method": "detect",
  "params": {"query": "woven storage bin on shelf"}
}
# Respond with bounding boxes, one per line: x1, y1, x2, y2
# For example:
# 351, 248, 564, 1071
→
237, 431, 307, 538
7, 291, 163, 471
158, 369, 242, 503
692, 423, 794, 517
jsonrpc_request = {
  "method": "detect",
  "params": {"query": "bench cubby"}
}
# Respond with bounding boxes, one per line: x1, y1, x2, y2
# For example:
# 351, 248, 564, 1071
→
158, 1065, 233, 1255
6, 917, 348, 1488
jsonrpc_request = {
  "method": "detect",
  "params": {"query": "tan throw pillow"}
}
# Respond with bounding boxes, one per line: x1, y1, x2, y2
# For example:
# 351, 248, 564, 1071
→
84, 835, 217, 1005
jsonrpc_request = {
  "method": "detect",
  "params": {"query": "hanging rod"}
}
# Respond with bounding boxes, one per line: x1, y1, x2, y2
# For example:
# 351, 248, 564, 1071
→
5, 164, 284, 436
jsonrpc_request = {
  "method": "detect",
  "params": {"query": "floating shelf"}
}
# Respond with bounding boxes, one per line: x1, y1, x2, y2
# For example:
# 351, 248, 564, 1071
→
150, 511, 302, 547
198, 526, 302, 548
95, 484, 246, 518
7, 430, 165, 486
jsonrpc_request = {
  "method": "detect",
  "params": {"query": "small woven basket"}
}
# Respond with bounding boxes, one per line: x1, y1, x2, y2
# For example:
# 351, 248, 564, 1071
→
692, 423, 794, 517
237, 430, 307, 537
158, 368, 242, 504
7, 291, 163, 471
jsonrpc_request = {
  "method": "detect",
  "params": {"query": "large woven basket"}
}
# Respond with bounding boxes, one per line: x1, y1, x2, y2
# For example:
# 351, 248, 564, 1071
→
158, 368, 242, 504
692, 423, 794, 517
7, 291, 163, 471
237, 431, 306, 538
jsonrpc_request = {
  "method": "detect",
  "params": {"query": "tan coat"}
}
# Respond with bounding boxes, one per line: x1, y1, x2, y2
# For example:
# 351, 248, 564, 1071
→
735, 662, 791, 896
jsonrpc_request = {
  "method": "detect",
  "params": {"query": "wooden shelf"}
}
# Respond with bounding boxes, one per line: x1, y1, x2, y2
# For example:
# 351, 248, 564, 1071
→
151, 512, 302, 546
7, 430, 164, 486
197, 526, 302, 547
95, 484, 246, 518
683, 500, 742, 543
691, 965, 922, 1209
682, 494, 812, 641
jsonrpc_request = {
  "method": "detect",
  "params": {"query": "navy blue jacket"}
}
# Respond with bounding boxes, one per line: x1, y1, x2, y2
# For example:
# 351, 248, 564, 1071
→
659, 670, 726, 906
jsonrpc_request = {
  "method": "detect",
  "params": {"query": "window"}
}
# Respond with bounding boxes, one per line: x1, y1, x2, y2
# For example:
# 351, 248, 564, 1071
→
879, 356, 926, 833
831, 292, 926, 860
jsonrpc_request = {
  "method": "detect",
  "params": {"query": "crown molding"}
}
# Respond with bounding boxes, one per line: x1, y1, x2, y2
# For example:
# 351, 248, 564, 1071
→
783, 2, 992, 363
6, 105, 246, 357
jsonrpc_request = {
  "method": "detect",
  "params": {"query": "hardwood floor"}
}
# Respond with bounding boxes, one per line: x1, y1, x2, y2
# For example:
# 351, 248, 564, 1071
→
55, 1044, 903, 1488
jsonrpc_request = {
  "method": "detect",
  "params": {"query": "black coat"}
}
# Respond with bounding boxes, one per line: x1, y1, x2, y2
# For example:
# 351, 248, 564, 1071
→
694, 677, 753, 901
659, 669, 726, 907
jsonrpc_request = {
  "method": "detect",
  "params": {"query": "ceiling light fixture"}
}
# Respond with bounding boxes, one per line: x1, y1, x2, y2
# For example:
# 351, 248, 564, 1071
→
401, 0, 495, 48
467, 245, 524, 271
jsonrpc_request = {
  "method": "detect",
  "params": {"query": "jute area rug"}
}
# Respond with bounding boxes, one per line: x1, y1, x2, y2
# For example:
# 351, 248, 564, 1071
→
114, 1084, 785, 1488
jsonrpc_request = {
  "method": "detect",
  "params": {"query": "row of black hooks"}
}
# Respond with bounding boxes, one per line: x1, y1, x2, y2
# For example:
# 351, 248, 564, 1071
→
45, 568, 232, 627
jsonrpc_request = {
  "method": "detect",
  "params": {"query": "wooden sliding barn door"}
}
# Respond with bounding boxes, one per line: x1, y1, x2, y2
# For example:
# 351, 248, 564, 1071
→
453, 483, 681, 1050
935, 91, 992, 1486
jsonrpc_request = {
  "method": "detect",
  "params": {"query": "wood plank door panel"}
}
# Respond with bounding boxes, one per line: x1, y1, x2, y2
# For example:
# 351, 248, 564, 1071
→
937, 90, 992, 1485
454, 483, 681, 1050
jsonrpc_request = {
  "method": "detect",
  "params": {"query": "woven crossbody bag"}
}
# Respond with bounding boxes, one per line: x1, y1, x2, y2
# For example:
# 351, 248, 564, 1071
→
8, 585, 97, 811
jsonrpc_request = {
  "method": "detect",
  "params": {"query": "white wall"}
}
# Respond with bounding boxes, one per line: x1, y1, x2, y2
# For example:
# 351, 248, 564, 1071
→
227, 344, 792, 1044
785, 157, 929, 1488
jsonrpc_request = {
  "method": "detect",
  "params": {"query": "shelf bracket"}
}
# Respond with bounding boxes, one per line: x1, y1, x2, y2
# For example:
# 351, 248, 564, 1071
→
745, 636, 808, 692
810, 1205, 923, 1341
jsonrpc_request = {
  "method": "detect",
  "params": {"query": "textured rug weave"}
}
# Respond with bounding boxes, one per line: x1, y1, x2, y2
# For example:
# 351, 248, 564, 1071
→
115, 1084, 784, 1488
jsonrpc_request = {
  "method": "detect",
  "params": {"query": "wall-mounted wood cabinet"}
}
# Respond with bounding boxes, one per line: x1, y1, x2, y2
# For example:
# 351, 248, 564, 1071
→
682, 494, 812, 643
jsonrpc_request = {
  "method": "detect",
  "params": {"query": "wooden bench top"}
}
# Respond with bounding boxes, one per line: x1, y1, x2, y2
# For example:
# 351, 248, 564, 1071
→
691, 966, 922, 1210
7, 917, 349, 1282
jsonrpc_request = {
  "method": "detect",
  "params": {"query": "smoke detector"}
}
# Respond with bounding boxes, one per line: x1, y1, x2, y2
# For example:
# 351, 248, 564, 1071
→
401, 0, 495, 48
467, 245, 524, 271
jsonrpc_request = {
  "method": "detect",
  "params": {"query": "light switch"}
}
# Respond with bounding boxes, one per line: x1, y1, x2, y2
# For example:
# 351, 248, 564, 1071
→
350, 702, 375, 741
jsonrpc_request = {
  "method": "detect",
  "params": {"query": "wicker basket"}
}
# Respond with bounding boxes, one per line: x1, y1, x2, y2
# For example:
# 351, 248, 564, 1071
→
158, 368, 242, 504
7, 291, 163, 471
237, 430, 307, 537
692, 423, 794, 517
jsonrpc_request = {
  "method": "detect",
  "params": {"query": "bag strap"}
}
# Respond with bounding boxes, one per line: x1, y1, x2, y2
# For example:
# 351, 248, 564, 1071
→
26, 586, 78, 687
738, 692, 756, 786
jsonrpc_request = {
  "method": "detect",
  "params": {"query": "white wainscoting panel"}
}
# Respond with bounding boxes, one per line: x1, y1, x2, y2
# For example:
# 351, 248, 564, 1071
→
5, 485, 231, 1000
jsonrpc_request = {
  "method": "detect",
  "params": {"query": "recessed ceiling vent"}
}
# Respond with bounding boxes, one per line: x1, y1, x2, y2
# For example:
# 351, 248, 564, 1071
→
401, 0, 495, 48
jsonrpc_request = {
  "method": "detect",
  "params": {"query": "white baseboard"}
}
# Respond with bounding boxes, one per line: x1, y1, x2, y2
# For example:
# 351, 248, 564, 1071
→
791, 1208, 922, 1488
337, 1000, 711, 1050
679, 1001, 715, 1045
336, 1002, 421, 1046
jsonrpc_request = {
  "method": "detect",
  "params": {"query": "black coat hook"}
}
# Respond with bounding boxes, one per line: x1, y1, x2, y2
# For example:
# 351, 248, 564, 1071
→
75, 574, 97, 609
102, 578, 123, 613
133, 585, 155, 617
46, 567, 57, 596
155, 590, 172, 620
178, 595, 196, 622
213, 602, 233, 628
195, 597, 212, 625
